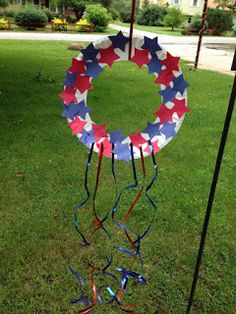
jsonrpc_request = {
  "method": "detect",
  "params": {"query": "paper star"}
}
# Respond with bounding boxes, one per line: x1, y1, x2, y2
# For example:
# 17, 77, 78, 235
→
64, 71, 77, 88
160, 122, 176, 139
85, 61, 104, 79
98, 46, 120, 67
172, 74, 189, 95
92, 124, 107, 142
81, 43, 99, 61
62, 102, 81, 120
80, 129, 95, 147
113, 143, 131, 162
141, 36, 162, 55
74, 75, 93, 94
76, 100, 91, 119
97, 138, 112, 157
155, 68, 174, 86
108, 31, 129, 52
161, 52, 180, 72
59, 87, 77, 106
147, 55, 162, 74
130, 48, 150, 68
129, 132, 146, 147
144, 140, 161, 154
159, 87, 177, 103
154, 104, 174, 124
109, 129, 126, 144
143, 122, 161, 140
172, 98, 190, 118
68, 116, 86, 135
68, 58, 85, 74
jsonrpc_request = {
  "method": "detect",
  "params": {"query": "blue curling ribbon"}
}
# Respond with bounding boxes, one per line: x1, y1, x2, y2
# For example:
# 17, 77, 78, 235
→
74, 143, 94, 245
68, 259, 84, 286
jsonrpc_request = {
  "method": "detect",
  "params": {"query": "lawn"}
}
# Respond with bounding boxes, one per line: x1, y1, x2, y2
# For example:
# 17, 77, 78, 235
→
0, 40, 236, 314
112, 21, 182, 36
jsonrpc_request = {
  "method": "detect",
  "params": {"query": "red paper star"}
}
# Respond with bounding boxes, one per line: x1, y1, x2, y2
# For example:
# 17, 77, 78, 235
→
155, 68, 174, 86
97, 138, 112, 157
59, 86, 77, 106
130, 132, 146, 147
74, 75, 93, 94
172, 98, 190, 119
154, 104, 174, 124
68, 58, 85, 74
144, 140, 161, 154
68, 116, 86, 135
98, 46, 120, 67
130, 48, 150, 68
93, 124, 107, 142
161, 53, 180, 72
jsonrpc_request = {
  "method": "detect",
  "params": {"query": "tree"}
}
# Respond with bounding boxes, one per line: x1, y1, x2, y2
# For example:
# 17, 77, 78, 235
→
164, 6, 184, 31
0, 0, 9, 8
214, 0, 236, 12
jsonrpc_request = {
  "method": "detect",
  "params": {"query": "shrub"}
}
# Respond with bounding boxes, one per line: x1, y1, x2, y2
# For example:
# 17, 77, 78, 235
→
111, 0, 132, 22
52, 18, 68, 31
207, 8, 233, 35
163, 6, 184, 31
233, 25, 236, 36
137, 4, 167, 26
109, 8, 120, 20
75, 18, 91, 31
0, 17, 8, 29
190, 14, 208, 31
14, 6, 48, 29
85, 4, 111, 32
42, 7, 53, 22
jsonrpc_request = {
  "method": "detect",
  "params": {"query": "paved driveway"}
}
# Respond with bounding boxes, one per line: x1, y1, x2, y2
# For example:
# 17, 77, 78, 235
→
0, 24, 235, 75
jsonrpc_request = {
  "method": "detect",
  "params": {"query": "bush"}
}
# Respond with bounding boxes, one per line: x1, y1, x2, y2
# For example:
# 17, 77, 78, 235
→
137, 4, 167, 26
207, 8, 233, 35
233, 25, 236, 36
0, 9, 14, 17
111, 0, 132, 22
190, 14, 208, 31
85, 3, 111, 32
52, 18, 68, 31
42, 7, 53, 22
75, 18, 91, 31
14, 6, 48, 29
163, 6, 184, 31
0, 17, 8, 29
109, 8, 120, 20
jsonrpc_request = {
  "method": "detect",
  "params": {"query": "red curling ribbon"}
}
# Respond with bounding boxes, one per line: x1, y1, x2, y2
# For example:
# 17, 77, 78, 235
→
124, 147, 146, 251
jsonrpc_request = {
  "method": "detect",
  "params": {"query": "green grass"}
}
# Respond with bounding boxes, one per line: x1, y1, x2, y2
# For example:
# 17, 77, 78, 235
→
112, 21, 182, 36
0, 40, 236, 314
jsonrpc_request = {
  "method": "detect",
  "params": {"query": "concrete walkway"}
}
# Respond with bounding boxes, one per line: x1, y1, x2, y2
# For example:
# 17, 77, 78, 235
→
0, 24, 235, 75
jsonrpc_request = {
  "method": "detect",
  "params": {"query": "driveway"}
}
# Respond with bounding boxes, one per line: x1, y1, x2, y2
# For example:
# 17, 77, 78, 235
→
0, 24, 235, 75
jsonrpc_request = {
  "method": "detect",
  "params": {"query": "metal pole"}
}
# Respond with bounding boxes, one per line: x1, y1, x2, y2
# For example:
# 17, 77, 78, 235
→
186, 49, 236, 313
194, 0, 209, 69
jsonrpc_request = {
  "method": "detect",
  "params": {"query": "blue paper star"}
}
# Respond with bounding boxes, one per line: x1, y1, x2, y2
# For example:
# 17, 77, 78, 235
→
160, 122, 176, 139
85, 61, 104, 79
80, 129, 95, 147
172, 74, 189, 95
143, 122, 161, 140
109, 129, 126, 144
62, 102, 81, 120
81, 43, 99, 61
141, 36, 162, 55
113, 143, 131, 162
77, 100, 91, 119
108, 31, 129, 52
159, 87, 177, 103
147, 55, 162, 74
64, 71, 77, 88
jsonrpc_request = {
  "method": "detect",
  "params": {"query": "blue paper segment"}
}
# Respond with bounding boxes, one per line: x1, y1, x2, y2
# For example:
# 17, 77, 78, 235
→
141, 36, 162, 55
143, 122, 161, 139
108, 31, 129, 52
172, 74, 189, 95
109, 129, 126, 144
113, 143, 131, 161
85, 61, 104, 79
81, 43, 99, 61
160, 122, 177, 139
147, 55, 162, 74
159, 86, 177, 103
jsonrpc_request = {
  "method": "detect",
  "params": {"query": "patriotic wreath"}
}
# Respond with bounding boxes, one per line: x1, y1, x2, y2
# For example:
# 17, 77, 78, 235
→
60, 32, 189, 161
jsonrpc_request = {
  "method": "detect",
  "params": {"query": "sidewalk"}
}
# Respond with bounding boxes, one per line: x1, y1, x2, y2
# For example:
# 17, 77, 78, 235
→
0, 26, 235, 75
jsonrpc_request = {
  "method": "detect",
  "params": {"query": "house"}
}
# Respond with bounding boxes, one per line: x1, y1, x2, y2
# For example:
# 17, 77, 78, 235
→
140, 0, 204, 22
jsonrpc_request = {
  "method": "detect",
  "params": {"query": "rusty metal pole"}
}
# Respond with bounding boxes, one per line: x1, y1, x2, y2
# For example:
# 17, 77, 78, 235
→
194, 0, 209, 69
